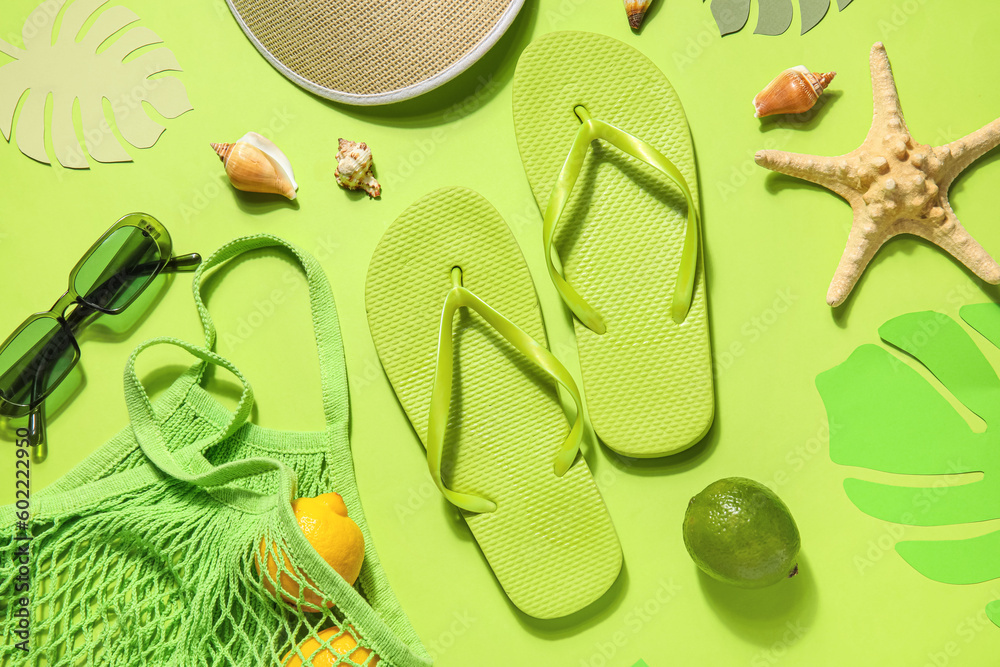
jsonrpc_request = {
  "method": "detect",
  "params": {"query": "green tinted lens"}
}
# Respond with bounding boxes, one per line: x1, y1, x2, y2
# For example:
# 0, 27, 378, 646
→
74, 226, 162, 311
0, 318, 78, 412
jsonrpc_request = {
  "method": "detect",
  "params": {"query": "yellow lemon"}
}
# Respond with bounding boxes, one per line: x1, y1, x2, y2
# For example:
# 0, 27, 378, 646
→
283, 627, 380, 667
256, 492, 366, 610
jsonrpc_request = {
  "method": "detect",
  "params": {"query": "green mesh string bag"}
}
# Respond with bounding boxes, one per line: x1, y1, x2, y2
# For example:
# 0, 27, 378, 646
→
0, 235, 432, 667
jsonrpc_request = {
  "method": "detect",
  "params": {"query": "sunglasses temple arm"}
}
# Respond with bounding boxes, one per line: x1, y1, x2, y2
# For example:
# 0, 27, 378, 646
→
98, 253, 201, 284
163, 253, 202, 273
15, 253, 201, 442
27, 406, 46, 450
27, 356, 49, 456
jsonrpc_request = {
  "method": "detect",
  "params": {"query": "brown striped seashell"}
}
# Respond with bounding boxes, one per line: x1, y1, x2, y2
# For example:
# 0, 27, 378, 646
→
623, 0, 652, 29
753, 66, 836, 118
211, 132, 297, 200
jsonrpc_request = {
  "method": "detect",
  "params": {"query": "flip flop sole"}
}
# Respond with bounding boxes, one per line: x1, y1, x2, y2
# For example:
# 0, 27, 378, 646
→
365, 187, 622, 619
513, 31, 715, 458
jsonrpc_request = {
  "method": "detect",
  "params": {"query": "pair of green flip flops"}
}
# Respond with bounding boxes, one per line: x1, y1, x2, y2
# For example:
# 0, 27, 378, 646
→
365, 31, 715, 619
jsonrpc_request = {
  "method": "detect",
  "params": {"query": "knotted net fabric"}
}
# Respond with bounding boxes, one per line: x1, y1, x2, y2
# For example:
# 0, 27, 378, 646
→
0, 234, 430, 667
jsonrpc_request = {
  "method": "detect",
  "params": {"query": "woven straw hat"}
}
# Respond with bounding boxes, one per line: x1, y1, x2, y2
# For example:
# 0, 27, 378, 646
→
225, 0, 525, 105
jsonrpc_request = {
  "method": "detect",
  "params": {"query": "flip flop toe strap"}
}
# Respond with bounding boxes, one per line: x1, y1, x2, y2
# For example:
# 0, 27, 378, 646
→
543, 106, 701, 330
425, 268, 585, 514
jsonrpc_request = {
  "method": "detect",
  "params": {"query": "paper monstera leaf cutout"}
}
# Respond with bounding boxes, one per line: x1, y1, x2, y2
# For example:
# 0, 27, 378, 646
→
817, 306, 1000, 628
704, 0, 855, 35
0, 0, 192, 168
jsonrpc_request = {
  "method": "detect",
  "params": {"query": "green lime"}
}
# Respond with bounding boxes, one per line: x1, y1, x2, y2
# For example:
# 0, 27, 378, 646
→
682, 477, 800, 588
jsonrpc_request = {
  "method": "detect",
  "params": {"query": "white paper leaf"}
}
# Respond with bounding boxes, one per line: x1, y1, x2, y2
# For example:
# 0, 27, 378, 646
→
0, 0, 192, 168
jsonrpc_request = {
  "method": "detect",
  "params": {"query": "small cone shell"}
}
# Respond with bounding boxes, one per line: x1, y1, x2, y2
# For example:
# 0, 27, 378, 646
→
753, 66, 836, 118
210, 138, 297, 200
624, 0, 651, 29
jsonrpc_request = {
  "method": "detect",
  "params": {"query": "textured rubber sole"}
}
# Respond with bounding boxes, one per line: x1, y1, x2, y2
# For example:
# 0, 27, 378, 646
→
513, 31, 715, 458
365, 187, 622, 619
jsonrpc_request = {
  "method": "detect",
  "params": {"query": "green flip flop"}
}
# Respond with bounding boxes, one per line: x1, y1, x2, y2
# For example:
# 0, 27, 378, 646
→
513, 31, 715, 458
365, 187, 622, 619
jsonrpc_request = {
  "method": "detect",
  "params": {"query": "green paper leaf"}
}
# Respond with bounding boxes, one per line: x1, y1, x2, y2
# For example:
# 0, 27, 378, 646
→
708, 0, 751, 36
754, 0, 793, 35
817, 305, 1000, 627
799, 0, 829, 33
705, 0, 855, 36
897, 532, 1000, 585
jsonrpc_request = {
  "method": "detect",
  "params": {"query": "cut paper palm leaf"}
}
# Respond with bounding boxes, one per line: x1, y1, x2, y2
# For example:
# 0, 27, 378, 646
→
754, 0, 792, 35
817, 307, 1000, 628
704, 0, 854, 36
0, 0, 191, 168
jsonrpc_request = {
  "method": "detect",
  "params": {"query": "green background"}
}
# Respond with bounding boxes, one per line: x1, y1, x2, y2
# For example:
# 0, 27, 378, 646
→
3, 0, 1000, 664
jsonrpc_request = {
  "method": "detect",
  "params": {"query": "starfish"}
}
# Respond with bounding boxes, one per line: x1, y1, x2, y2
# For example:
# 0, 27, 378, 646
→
755, 42, 1000, 306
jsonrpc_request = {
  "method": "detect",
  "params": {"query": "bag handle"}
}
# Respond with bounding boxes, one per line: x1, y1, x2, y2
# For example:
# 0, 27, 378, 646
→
189, 234, 349, 429
123, 336, 297, 511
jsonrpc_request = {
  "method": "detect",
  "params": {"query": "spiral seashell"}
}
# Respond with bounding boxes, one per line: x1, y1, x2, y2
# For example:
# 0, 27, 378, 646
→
623, 0, 652, 29
210, 132, 297, 200
753, 66, 836, 118
334, 138, 381, 198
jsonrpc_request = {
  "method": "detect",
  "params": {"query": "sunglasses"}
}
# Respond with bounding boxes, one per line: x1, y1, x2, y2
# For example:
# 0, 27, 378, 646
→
0, 213, 200, 447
